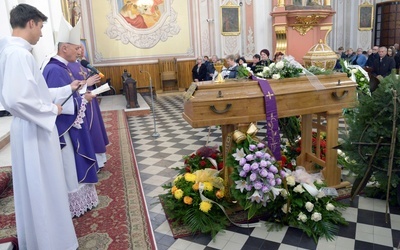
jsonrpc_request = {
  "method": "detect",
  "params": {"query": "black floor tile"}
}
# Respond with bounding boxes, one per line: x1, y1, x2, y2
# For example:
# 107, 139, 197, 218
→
337, 221, 357, 238
242, 236, 266, 249
281, 227, 303, 245
354, 240, 374, 250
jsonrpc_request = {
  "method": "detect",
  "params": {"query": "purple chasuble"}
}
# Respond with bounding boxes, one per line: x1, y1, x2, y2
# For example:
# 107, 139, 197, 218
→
42, 58, 98, 183
252, 76, 282, 161
68, 62, 109, 153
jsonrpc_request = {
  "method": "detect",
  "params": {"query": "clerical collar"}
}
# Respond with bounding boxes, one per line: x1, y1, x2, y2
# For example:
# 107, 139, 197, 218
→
53, 55, 68, 66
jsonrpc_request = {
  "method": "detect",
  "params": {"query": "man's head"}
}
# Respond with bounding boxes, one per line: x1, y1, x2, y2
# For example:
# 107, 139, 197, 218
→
378, 46, 387, 58
211, 55, 218, 63
356, 48, 363, 55
57, 42, 80, 62
394, 43, 399, 50
225, 54, 236, 67
367, 49, 373, 55
346, 48, 353, 55
56, 18, 81, 62
372, 46, 379, 54
10, 4, 48, 45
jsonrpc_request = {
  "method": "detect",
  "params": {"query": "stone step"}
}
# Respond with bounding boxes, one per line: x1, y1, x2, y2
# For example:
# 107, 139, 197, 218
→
0, 116, 12, 151
0, 132, 9, 151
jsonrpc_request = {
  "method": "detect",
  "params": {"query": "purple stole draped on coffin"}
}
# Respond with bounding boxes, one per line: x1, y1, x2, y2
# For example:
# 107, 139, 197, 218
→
68, 62, 109, 153
42, 58, 98, 183
252, 76, 282, 161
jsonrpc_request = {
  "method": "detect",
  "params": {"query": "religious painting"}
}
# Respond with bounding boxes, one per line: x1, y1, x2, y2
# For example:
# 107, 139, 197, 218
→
118, 0, 165, 29
104, 0, 181, 49
80, 39, 89, 60
358, 1, 374, 31
220, 3, 240, 36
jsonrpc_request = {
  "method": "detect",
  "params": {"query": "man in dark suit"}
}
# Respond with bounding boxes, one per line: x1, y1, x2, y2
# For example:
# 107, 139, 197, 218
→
366, 46, 379, 68
371, 46, 396, 80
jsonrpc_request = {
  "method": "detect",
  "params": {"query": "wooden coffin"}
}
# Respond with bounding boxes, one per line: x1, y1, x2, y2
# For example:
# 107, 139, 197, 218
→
183, 73, 357, 127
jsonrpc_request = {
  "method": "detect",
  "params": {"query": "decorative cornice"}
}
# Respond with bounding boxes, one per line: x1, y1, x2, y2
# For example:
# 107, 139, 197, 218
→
292, 14, 327, 36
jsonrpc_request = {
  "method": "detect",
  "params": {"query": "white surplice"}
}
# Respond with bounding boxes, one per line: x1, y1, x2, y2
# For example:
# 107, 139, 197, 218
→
0, 36, 78, 250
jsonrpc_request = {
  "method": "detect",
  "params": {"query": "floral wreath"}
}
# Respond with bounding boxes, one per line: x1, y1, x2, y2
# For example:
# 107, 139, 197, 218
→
228, 132, 284, 219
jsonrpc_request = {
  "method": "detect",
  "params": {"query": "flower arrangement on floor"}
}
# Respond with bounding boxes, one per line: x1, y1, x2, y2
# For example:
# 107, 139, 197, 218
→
265, 167, 348, 242
228, 134, 285, 219
256, 58, 303, 79
236, 63, 252, 79
281, 132, 327, 170
161, 168, 231, 238
178, 145, 224, 174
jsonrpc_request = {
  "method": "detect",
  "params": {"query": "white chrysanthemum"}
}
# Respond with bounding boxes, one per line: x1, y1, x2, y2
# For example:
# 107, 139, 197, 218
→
305, 201, 314, 212
326, 202, 335, 211
263, 67, 270, 73
311, 212, 322, 222
272, 73, 281, 79
275, 61, 284, 69
297, 212, 307, 222
293, 184, 305, 194
286, 175, 296, 186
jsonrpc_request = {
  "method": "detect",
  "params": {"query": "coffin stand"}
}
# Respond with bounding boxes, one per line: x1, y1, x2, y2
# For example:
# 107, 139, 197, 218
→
182, 74, 357, 187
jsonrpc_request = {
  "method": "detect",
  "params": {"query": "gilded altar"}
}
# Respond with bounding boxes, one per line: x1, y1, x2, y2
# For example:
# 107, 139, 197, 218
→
182, 74, 357, 186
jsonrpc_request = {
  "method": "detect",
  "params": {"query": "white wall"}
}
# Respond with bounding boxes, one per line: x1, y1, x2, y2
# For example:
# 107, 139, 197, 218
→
0, 0, 58, 65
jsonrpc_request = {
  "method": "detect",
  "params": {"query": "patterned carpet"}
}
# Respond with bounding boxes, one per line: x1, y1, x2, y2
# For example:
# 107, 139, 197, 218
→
0, 110, 156, 250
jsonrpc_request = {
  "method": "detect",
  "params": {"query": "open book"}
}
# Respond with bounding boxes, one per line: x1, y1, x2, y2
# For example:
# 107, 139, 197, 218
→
91, 83, 110, 95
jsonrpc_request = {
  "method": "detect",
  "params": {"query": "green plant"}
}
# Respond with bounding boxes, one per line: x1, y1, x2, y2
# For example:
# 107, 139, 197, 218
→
341, 73, 400, 205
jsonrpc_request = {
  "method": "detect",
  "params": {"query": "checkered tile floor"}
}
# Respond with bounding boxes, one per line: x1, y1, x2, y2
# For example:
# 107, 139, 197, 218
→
127, 94, 400, 250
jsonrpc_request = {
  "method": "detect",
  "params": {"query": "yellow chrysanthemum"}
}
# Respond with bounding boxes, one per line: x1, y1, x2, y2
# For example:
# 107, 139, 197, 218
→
203, 181, 213, 191
199, 201, 212, 213
216, 190, 224, 199
184, 173, 197, 182
173, 175, 183, 184
183, 196, 193, 205
174, 189, 184, 200
171, 186, 177, 194
192, 183, 199, 191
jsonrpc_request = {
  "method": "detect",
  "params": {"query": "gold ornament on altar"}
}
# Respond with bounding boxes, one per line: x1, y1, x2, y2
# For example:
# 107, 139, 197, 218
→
303, 39, 337, 70
214, 63, 225, 83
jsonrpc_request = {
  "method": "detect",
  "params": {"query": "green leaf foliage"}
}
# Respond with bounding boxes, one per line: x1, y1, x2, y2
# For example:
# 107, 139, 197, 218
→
341, 73, 400, 205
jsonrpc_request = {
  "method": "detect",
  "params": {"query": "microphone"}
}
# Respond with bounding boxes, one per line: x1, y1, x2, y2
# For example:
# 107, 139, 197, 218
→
80, 60, 104, 78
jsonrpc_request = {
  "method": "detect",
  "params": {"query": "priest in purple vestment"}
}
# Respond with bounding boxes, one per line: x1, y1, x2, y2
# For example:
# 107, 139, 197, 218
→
68, 47, 109, 169
42, 18, 99, 217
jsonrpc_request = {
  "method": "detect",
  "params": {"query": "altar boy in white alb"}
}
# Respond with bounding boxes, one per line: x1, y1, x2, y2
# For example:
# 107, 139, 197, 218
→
0, 4, 79, 250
